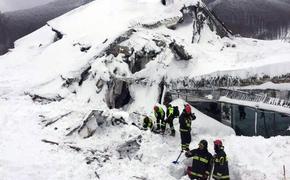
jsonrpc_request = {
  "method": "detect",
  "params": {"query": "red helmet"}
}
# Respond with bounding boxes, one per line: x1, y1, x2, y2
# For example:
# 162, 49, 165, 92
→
154, 106, 159, 112
185, 104, 191, 114
214, 139, 223, 146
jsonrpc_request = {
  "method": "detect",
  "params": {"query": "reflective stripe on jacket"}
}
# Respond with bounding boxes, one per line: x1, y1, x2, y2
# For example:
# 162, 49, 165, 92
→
154, 106, 165, 120
213, 149, 230, 180
167, 106, 174, 118
179, 111, 195, 132
186, 148, 212, 179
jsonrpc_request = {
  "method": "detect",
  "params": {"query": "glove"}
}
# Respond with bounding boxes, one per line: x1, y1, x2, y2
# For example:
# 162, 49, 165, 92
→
191, 113, 196, 120
202, 174, 208, 179
214, 154, 218, 160
185, 151, 192, 157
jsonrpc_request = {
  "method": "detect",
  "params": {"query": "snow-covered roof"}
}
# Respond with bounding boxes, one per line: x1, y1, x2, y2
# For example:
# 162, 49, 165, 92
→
239, 82, 290, 91
219, 96, 290, 115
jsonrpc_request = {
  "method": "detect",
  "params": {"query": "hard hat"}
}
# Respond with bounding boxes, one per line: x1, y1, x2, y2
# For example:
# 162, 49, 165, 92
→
214, 139, 223, 146
185, 104, 191, 114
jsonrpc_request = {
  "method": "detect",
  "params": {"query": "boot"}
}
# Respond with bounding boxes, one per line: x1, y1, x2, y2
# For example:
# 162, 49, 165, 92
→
156, 124, 160, 131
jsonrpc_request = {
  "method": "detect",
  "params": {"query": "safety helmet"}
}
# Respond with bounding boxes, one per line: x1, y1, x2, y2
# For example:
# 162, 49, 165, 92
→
214, 139, 223, 146
199, 139, 208, 149
144, 116, 149, 123
185, 104, 191, 114
214, 139, 223, 151
154, 106, 159, 112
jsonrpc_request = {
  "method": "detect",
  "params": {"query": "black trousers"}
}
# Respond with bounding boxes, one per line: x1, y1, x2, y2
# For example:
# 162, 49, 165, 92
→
180, 131, 191, 151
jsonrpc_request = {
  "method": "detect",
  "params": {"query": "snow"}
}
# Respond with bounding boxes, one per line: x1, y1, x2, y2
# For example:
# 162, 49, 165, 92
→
239, 82, 290, 91
1, 0, 290, 179
47, 0, 182, 44
128, 84, 160, 115
0, 97, 93, 180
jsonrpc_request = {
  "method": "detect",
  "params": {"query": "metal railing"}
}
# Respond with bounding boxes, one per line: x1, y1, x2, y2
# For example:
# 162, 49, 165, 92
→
168, 87, 290, 109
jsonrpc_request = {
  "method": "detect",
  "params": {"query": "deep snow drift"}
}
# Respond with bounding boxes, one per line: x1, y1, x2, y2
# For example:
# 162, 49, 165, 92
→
1, 0, 290, 179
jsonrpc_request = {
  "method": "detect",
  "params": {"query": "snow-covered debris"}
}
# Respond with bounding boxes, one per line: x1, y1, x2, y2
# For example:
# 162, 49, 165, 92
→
1, 0, 290, 179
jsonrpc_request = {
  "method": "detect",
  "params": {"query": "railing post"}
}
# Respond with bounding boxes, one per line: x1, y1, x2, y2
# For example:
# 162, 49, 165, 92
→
255, 105, 258, 136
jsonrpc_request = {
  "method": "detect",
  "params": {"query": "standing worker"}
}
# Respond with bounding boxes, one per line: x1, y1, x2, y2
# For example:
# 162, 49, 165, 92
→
179, 104, 196, 151
212, 140, 230, 180
163, 104, 177, 136
154, 105, 165, 132
185, 140, 213, 180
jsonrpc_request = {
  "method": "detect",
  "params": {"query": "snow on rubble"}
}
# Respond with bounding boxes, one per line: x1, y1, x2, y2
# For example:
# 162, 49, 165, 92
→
1, 0, 290, 179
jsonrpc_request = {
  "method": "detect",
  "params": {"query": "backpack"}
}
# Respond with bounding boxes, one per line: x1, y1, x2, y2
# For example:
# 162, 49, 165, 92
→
173, 106, 180, 117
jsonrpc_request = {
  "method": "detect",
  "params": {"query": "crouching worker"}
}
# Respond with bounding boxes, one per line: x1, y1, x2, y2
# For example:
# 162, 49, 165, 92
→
154, 105, 165, 131
212, 140, 230, 180
185, 140, 212, 180
142, 116, 154, 131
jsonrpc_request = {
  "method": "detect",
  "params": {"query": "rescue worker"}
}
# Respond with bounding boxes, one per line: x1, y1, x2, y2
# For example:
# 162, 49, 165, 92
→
212, 140, 230, 180
185, 140, 213, 180
179, 104, 196, 151
154, 105, 165, 131
142, 116, 154, 131
163, 104, 176, 136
